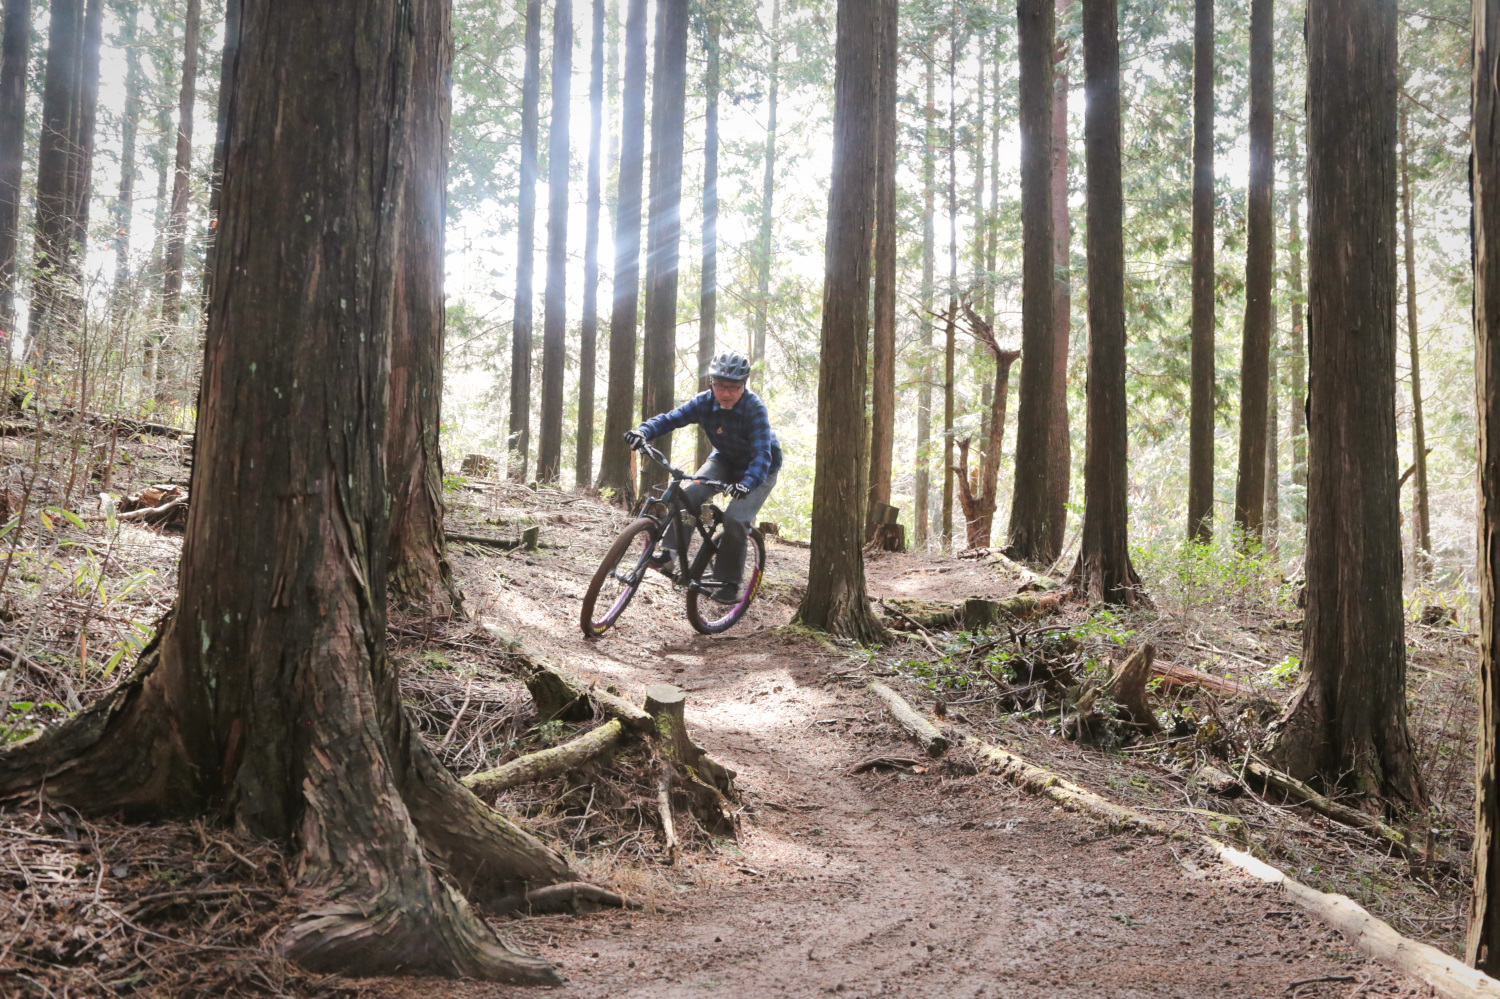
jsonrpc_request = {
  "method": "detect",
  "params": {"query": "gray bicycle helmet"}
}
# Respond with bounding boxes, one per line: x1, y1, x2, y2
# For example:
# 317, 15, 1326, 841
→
708, 350, 751, 382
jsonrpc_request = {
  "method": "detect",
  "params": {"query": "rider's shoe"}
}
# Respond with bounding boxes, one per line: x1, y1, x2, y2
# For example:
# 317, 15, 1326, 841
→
648, 549, 675, 573
706, 579, 743, 605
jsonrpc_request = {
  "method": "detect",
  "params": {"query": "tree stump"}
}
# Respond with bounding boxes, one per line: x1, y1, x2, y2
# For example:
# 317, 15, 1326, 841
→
645, 683, 737, 835
1106, 643, 1163, 735
526, 669, 593, 722
460, 453, 497, 478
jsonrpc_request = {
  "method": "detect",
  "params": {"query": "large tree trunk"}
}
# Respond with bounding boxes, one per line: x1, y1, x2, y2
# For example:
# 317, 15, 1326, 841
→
1006, 0, 1058, 564
638, 0, 688, 498
1289, 136, 1307, 509
696, 16, 719, 469
987, 22, 1001, 338
538, 0, 573, 484
753, 0, 781, 371
596, 0, 646, 502
1067, 0, 1141, 605
1269, 0, 1424, 813
159, 0, 200, 338
915, 50, 936, 550
794, 0, 885, 645
0, 0, 29, 336
1400, 104, 1430, 572
110, 1, 142, 298
1468, 0, 1500, 968
509, 0, 542, 481
27, 0, 86, 368
1187, 0, 1215, 541
0, 0, 570, 979
867, 0, 898, 528
578, 0, 604, 487
1232, 0, 1274, 544
387, 0, 460, 617
1049, 0, 1074, 547
942, 26, 959, 551
201, 0, 242, 315
1266, 302, 1279, 543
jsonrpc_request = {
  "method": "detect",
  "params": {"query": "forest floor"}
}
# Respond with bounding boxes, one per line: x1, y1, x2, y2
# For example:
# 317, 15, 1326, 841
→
0, 434, 1476, 997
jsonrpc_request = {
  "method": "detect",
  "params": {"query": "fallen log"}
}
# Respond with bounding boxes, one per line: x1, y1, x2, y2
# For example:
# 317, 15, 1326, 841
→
868, 682, 948, 758
462, 719, 625, 800
883, 591, 1071, 633
518, 658, 654, 733
488, 881, 640, 915
1149, 659, 1258, 699
1194, 763, 1245, 799
966, 735, 1500, 999
1242, 759, 1413, 858
445, 525, 540, 552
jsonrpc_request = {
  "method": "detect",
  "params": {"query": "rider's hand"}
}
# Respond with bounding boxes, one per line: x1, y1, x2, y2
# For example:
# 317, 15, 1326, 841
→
624, 429, 647, 451
727, 481, 751, 500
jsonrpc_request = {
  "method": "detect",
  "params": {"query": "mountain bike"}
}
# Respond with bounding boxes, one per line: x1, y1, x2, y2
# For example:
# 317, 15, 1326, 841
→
580, 442, 766, 638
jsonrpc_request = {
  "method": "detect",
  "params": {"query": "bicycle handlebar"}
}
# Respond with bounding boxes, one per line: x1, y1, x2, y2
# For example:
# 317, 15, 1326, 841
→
634, 439, 732, 494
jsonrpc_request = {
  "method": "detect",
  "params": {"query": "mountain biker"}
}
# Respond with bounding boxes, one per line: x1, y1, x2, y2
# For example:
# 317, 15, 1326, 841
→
624, 350, 782, 605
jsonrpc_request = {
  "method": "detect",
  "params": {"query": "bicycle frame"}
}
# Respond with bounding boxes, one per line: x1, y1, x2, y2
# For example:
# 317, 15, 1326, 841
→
635, 443, 731, 596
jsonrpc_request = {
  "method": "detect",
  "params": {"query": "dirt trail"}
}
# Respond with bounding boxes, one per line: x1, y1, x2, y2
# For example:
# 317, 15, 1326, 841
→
383, 529, 1434, 999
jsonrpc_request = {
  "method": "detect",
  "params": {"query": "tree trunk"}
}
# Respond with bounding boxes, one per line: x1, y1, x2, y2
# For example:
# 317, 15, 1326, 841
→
578, 0, 604, 487
638, 0, 688, 498
1187, 0, 1215, 542
1233, 0, 1274, 544
67, 0, 101, 251
1266, 302, 1279, 543
596, 0, 646, 502
1067, 0, 1141, 606
111, 1, 142, 298
201, 0, 242, 316
1289, 137, 1307, 507
1049, 0, 1073, 547
0, 0, 570, 979
794, 0, 885, 645
915, 50, 936, 550
1400, 104, 1430, 571
27, 0, 86, 368
942, 25, 959, 551
1468, 0, 1500, 968
387, 0, 460, 617
1269, 0, 1424, 813
0, 0, 29, 335
509, 0, 542, 481
157, 0, 201, 393
752, 0, 781, 371
987, 20, 1001, 335
696, 16, 719, 469
538, 0, 573, 484
955, 305, 1020, 548
867, 0, 898, 525
1007, 0, 1058, 565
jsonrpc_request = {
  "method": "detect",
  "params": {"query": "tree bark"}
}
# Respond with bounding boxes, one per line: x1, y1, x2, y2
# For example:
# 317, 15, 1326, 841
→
509, 0, 542, 481
111, 0, 143, 298
538, 0, 573, 483
696, 16, 719, 469
1400, 103, 1430, 571
638, 0, 688, 498
1289, 138, 1307, 502
1233, 0, 1274, 544
942, 26, 959, 551
1067, 0, 1141, 606
387, 0, 460, 617
0, 0, 29, 335
1007, 0, 1058, 564
915, 49, 936, 549
67, 0, 101, 252
201, 0, 242, 316
159, 0, 201, 354
794, 0, 885, 644
578, 0, 604, 487
1468, 0, 1500, 968
27, 0, 86, 368
1266, 302, 1279, 543
0, 0, 570, 979
1187, 0, 1215, 542
955, 304, 1019, 548
987, 20, 1002, 335
753, 0, 781, 371
596, 0, 647, 502
867, 0, 898, 525
1049, 0, 1074, 546
1269, 0, 1424, 813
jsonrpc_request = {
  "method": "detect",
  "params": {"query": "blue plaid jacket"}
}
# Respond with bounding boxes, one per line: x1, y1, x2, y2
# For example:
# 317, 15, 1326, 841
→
637, 389, 783, 490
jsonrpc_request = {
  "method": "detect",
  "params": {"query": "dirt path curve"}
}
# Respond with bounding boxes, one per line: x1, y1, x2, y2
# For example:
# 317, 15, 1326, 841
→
407, 536, 1431, 999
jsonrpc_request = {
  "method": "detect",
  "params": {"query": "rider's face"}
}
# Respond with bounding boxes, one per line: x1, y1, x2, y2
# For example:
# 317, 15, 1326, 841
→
712, 378, 745, 408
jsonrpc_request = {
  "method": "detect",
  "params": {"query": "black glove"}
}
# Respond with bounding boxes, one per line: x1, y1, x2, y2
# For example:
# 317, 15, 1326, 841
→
624, 429, 647, 451
727, 481, 751, 500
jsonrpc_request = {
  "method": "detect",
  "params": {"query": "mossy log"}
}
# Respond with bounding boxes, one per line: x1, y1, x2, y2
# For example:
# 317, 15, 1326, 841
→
519, 658, 653, 732
1243, 759, 1414, 857
868, 682, 948, 758
463, 719, 625, 800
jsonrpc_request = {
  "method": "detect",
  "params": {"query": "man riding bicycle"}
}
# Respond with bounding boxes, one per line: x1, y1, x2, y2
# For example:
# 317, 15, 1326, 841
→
624, 350, 781, 605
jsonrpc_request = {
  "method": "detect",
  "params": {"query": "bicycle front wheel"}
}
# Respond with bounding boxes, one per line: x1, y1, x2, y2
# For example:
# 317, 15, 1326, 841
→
580, 517, 658, 637
686, 527, 766, 635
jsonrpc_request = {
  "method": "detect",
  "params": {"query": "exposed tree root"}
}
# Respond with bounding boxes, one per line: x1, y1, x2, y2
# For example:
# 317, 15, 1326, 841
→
464, 718, 625, 799
868, 682, 949, 758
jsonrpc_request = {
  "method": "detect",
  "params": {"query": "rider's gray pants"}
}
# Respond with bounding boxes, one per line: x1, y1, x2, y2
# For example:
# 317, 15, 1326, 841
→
671, 457, 778, 585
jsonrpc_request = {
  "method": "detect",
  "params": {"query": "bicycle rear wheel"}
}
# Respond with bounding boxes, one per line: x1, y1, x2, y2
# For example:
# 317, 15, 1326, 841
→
580, 517, 658, 637
686, 528, 766, 635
